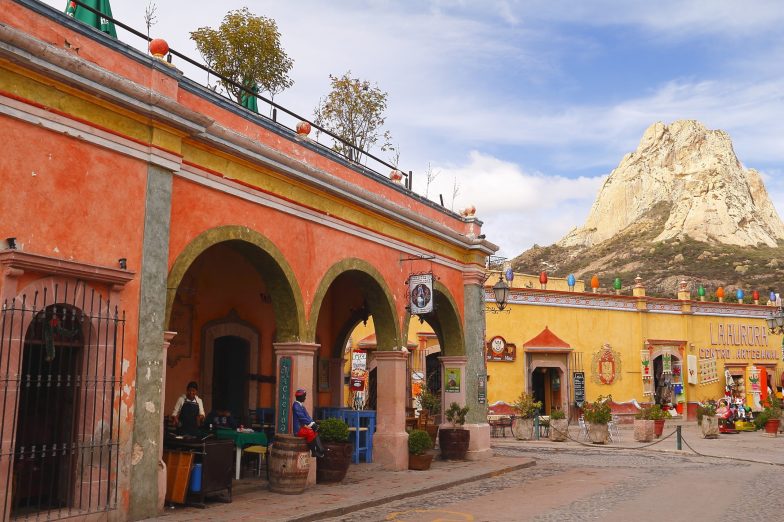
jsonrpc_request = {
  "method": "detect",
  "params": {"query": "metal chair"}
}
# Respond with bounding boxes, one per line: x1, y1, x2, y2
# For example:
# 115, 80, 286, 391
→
608, 415, 621, 443
578, 415, 588, 440
242, 445, 268, 478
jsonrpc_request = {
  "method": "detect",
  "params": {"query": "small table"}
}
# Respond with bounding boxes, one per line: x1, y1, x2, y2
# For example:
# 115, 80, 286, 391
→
215, 429, 268, 480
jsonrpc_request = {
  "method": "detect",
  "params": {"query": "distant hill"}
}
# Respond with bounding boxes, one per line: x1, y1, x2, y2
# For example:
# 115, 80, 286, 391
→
512, 121, 784, 297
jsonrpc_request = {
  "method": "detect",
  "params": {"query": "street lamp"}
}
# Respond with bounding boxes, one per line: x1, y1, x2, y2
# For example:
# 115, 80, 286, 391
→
766, 307, 784, 334
492, 274, 510, 311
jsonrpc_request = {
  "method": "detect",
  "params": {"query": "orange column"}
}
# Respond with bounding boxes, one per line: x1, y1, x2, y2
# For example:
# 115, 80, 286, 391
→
373, 350, 408, 470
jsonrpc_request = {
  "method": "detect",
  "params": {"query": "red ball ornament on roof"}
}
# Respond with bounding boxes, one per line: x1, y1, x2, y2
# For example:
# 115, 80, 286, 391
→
296, 121, 311, 136
148, 38, 169, 58
752, 290, 760, 301
539, 271, 548, 285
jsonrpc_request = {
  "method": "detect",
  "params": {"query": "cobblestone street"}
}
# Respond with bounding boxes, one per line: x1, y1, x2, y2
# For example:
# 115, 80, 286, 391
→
322, 445, 783, 522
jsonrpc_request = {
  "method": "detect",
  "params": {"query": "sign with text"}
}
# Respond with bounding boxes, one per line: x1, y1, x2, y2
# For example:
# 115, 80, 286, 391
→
444, 367, 461, 393
277, 357, 291, 434
486, 336, 516, 362
477, 375, 487, 404
573, 371, 585, 407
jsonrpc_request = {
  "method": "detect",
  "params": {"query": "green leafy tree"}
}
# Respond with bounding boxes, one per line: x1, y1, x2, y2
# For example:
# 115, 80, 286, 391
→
190, 8, 293, 103
313, 71, 393, 163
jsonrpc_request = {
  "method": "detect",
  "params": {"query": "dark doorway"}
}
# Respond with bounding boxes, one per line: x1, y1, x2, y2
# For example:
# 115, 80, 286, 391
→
532, 369, 547, 413
213, 336, 249, 422
13, 307, 82, 516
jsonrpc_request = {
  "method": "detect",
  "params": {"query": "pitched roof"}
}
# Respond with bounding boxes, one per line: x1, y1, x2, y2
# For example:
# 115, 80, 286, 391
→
523, 326, 571, 350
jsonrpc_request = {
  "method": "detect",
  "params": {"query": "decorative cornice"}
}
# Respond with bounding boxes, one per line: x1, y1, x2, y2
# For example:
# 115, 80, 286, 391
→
0, 250, 134, 287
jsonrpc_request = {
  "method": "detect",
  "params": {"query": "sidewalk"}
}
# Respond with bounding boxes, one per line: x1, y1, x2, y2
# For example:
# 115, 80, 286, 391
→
153, 454, 535, 521
493, 418, 784, 466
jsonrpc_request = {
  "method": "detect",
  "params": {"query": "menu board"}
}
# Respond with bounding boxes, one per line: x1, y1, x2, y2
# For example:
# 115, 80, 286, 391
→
573, 371, 585, 407
277, 357, 291, 434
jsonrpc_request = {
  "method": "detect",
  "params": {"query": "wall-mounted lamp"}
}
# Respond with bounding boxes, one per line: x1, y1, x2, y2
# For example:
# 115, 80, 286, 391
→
766, 307, 784, 334
492, 274, 510, 311
118, 258, 127, 270
6, 237, 16, 250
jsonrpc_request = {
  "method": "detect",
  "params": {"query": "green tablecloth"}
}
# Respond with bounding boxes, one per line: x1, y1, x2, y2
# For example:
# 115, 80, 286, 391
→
215, 428, 267, 447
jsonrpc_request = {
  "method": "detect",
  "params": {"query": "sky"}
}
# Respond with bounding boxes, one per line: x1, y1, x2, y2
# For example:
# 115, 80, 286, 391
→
41, 1, 784, 256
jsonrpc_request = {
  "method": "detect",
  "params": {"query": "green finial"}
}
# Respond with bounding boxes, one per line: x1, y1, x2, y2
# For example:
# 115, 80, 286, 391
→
698, 285, 705, 297
613, 277, 622, 290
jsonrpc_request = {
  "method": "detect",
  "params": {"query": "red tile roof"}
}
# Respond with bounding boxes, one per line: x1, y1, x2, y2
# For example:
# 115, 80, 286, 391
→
523, 326, 571, 349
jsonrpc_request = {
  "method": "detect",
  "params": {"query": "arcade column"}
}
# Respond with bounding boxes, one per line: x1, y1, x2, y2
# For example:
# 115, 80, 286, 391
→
373, 350, 408, 470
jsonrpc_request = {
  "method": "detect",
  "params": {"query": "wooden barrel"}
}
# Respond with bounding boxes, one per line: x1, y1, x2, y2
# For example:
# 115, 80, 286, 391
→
268, 435, 310, 494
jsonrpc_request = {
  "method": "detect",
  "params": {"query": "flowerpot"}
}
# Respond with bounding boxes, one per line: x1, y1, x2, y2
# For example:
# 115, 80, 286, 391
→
425, 424, 439, 447
549, 419, 568, 442
764, 418, 780, 437
675, 403, 684, 415
438, 428, 470, 460
408, 452, 434, 471
633, 419, 654, 442
587, 422, 609, 444
512, 418, 535, 441
653, 419, 665, 438
700, 415, 719, 439
316, 441, 353, 484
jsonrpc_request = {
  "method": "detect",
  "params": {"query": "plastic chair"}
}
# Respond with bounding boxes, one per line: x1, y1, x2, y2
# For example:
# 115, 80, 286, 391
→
608, 415, 621, 443
242, 445, 267, 478
578, 415, 588, 440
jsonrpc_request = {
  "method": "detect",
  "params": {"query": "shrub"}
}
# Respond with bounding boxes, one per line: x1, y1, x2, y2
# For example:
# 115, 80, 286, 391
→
696, 400, 717, 425
445, 402, 469, 427
408, 429, 433, 455
318, 417, 349, 443
583, 395, 612, 424
513, 392, 542, 419
418, 386, 441, 416
550, 408, 566, 420
647, 404, 671, 421
753, 395, 782, 430
635, 407, 651, 420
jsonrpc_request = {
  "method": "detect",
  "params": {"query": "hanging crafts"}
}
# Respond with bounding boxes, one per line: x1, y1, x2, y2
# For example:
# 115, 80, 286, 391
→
640, 350, 652, 379
662, 351, 672, 375
42, 310, 81, 362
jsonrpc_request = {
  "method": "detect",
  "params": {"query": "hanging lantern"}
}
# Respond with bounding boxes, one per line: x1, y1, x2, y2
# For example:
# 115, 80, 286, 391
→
590, 275, 600, 293
539, 271, 548, 289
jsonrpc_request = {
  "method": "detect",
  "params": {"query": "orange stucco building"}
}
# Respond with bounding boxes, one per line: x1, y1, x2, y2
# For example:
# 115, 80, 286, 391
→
0, 1, 497, 520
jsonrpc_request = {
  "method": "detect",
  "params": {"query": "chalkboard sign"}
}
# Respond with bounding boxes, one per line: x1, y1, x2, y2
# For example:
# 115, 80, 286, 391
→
573, 371, 585, 407
277, 357, 292, 434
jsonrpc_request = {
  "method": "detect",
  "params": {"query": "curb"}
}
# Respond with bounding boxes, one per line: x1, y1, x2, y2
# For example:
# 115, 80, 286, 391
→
285, 459, 537, 522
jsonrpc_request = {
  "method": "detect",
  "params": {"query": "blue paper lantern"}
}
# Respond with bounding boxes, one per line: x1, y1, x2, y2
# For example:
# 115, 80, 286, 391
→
505, 268, 514, 282
736, 289, 744, 300
771, 291, 777, 303
567, 274, 576, 287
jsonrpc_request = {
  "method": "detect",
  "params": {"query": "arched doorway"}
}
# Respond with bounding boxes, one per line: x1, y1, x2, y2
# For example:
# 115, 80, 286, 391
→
530, 366, 564, 415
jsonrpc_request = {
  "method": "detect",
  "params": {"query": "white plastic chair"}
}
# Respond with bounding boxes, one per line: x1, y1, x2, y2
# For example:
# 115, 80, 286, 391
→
608, 415, 621, 443
578, 415, 588, 440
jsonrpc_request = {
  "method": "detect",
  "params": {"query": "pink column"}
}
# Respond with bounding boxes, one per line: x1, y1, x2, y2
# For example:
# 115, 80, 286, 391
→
439, 355, 468, 411
273, 342, 319, 485
158, 331, 176, 512
373, 350, 408, 470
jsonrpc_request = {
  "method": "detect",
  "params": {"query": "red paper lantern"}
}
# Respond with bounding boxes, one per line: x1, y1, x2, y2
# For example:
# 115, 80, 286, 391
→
752, 290, 760, 301
539, 271, 548, 285
148, 38, 169, 58
296, 121, 311, 136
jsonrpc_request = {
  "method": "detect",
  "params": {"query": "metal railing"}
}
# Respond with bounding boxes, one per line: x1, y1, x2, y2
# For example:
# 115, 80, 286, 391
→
65, 0, 413, 189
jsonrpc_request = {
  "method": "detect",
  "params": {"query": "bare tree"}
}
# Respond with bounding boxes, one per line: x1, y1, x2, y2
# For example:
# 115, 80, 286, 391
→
450, 176, 461, 211
424, 162, 440, 199
144, 2, 157, 40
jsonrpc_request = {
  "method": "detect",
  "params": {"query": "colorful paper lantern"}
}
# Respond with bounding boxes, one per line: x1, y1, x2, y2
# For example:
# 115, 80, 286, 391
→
567, 274, 575, 287
613, 277, 622, 290
539, 271, 548, 285
505, 267, 514, 282
698, 285, 705, 297
591, 275, 600, 289
752, 290, 759, 301
736, 288, 744, 301
716, 287, 724, 298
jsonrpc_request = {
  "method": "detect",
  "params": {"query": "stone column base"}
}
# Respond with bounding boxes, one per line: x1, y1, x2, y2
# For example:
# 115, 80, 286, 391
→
464, 423, 492, 461
373, 432, 409, 470
307, 456, 316, 485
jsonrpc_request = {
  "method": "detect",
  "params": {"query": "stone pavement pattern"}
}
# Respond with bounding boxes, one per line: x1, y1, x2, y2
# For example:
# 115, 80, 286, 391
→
152, 419, 782, 521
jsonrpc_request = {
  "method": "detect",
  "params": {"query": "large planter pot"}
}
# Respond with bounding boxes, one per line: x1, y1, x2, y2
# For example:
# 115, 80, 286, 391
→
549, 419, 568, 442
700, 415, 720, 439
439, 428, 470, 460
512, 417, 535, 440
653, 419, 665, 438
425, 424, 439, 447
764, 418, 780, 437
316, 441, 352, 484
587, 422, 609, 444
633, 419, 654, 442
408, 452, 434, 471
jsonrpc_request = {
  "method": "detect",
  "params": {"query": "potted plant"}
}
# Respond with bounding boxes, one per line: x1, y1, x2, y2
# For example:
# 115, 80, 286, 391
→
315, 418, 353, 483
511, 392, 542, 441
417, 387, 441, 446
696, 400, 719, 439
408, 429, 434, 470
439, 402, 470, 460
754, 395, 782, 436
648, 404, 671, 438
583, 395, 612, 444
548, 408, 568, 442
633, 406, 654, 442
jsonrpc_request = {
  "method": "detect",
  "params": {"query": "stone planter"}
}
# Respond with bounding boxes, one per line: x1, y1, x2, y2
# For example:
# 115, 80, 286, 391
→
316, 441, 353, 484
700, 415, 720, 439
587, 422, 609, 444
512, 417, 535, 440
549, 419, 568, 441
633, 419, 654, 442
408, 452, 434, 471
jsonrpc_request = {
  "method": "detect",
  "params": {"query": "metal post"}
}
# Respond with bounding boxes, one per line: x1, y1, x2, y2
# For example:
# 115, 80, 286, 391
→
533, 409, 540, 440
676, 425, 682, 450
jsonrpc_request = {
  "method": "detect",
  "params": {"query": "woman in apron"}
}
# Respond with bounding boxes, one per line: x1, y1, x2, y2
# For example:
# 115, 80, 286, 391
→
172, 381, 205, 436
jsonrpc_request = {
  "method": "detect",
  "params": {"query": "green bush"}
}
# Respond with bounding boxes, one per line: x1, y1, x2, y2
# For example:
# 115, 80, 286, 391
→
695, 400, 717, 425
754, 395, 782, 430
513, 392, 542, 419
635, 407, 651, 420
583, 395, 612, 424
647, 404, 671, 421
318, 417, 349, 443
408, 429, 433, 455
550, 408, 566, 420
445, 402, 469, 427
418, 387, 441, 416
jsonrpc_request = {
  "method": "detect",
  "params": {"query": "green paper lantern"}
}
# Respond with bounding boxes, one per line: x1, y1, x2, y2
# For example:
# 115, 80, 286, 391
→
698, 285, 705, 297
613, 277, 622, 290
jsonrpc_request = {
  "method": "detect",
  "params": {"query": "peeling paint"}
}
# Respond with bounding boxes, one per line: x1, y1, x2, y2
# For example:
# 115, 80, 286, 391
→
131, 443, 143, 466
122, 358, 130, 375
146, 366, 151, 380
144, 401, 156, 413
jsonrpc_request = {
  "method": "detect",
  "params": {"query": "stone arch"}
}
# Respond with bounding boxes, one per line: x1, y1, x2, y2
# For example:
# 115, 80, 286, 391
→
166, 225, 305, 342
307, 258, 400, 350
402, 280, 464, 357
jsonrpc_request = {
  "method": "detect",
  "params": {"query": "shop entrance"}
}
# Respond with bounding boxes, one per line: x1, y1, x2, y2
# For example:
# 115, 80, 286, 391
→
531, 367, 563, 415
652, 354, 683, 407
212, 335, 249, 419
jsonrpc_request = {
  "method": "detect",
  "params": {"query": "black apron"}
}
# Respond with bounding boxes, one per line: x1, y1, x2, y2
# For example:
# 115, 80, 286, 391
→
179, 399, 200, 436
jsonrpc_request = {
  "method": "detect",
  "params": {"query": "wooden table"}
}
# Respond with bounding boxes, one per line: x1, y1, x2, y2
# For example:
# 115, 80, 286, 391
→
215, 428, 268, 480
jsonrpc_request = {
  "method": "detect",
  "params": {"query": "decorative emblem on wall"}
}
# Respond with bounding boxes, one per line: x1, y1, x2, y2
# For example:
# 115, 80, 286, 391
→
486, 335, 516, 362
591, 343, 622, 385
